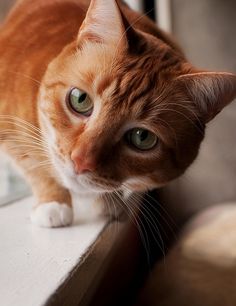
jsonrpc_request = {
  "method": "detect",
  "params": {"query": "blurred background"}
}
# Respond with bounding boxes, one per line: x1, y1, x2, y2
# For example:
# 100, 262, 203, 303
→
0, 0, 236, 220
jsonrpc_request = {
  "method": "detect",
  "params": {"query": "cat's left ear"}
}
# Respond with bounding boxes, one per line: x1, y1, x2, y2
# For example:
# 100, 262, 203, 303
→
176, 72, 236, 123
78, 0, 128, 47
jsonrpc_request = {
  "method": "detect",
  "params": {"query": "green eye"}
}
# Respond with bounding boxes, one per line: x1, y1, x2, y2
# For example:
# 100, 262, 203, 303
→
68, 88, 93, 115
126, 128, 158, 151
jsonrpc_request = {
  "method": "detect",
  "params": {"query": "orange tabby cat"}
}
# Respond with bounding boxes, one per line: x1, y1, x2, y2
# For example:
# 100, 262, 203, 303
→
0, 0, 235, 227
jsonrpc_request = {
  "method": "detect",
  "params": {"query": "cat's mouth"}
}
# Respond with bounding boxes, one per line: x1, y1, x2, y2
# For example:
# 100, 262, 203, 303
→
51, 153, 121, 194
59, 165, 120, 194
76, 174, 121, 193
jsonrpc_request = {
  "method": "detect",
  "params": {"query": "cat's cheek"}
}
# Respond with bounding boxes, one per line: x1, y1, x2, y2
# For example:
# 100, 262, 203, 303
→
44, 148, 77, 191
39, 109, 57, 145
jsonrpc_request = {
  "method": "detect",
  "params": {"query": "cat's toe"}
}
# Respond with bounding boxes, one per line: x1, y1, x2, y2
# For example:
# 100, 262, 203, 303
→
30, 202, 73, 228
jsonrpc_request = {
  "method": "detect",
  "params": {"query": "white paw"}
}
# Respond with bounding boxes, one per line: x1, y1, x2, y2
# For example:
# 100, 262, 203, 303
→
30, 202, 73, 228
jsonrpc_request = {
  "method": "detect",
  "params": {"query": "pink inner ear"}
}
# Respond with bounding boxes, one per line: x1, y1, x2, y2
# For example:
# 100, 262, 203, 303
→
77, 0, 126, 46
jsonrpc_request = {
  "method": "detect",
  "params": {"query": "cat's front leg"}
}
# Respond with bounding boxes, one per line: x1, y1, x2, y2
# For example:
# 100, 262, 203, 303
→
30, 175, 73, 228
11, 152, 73, 228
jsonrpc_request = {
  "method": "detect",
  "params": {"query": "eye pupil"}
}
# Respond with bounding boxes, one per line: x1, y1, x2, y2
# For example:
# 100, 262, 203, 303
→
79, 93, 87, 103
139, 130, 148, 142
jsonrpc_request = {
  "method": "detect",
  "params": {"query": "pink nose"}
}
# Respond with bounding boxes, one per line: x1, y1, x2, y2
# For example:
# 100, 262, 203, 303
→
71, 151, 96, 174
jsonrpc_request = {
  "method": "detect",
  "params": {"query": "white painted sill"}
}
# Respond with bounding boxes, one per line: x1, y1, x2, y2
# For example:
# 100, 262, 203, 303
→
0, 196, 140, 306
0, 196, 108, 306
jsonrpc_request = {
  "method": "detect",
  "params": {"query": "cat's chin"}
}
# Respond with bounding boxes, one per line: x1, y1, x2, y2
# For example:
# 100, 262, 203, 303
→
52, 158, 119, 195
60, 174, 101, 195
51, 158, 105, 195
59, 171, 116, 196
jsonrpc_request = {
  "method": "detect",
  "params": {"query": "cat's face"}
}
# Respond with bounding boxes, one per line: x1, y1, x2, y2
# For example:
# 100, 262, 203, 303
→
38, 0, 236, 195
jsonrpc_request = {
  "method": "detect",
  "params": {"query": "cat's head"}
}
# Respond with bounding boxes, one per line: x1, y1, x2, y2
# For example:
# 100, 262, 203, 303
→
38, 0, 236, 195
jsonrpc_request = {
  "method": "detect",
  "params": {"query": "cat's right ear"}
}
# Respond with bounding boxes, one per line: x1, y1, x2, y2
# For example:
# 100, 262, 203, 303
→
77, 0, 127, 47
175, 72, 236, 123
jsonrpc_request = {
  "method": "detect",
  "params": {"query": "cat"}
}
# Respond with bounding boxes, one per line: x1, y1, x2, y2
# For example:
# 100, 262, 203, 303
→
0, 0, 235, 228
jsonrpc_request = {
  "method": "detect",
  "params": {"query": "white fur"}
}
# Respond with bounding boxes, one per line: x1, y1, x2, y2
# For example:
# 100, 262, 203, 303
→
39, 108, 57, 144
30, 202, 73, 228
72, 192, 106, 220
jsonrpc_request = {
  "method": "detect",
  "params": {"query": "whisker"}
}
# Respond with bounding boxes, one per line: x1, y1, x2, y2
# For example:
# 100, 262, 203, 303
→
156, 107, 204, 135
123, 190, 166, 260
0, 131, 47, 147
155, 118, 179, 149
132, 191, 177, 236
166, 102, 201, 122
105, 193, 120, 236
28, 161, 53, 171
0, 117, 43, 139
0, 138, 49, 154
145, 193, 177, 228
0, 115, 41, 134
8, 71, 42, 86
113, 190, 151, 265
123, 180, 177, 234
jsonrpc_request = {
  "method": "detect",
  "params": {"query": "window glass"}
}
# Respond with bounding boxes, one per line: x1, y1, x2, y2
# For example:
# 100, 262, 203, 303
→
0, 154, 30, 206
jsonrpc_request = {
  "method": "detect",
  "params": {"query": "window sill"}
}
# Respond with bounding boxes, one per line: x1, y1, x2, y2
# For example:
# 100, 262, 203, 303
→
0, 196, 107, 306
0, 196, 142, 306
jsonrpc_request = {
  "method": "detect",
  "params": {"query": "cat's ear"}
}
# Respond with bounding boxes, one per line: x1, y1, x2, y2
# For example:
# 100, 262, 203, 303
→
78, 0, 127, 46
176, 72, 236, 123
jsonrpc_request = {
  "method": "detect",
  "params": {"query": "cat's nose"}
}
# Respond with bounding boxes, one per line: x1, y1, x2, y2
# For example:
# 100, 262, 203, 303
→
71, 150, 96, 174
